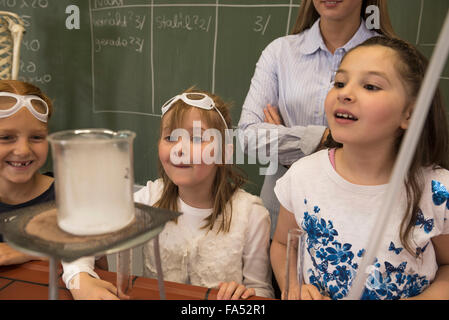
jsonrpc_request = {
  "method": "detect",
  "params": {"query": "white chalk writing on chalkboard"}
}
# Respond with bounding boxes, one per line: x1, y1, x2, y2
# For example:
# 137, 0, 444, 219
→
95, 36, 144, 53
19, 60, 51, 83
20, 60, 35, 73
88, 0, 447, 117
22, 39, 40, 52
0, 0, 48, 8
90, 2, 301, 116
254, 15, 271, 35
155, 13, 212, 32
18, 74, 51, 84
94, 0, 124, 9
93, 10, 146, 30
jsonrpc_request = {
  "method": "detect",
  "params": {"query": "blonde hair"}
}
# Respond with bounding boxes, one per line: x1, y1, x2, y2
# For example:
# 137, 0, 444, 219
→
154, 88, 247, 233
0, 80, 53, 120
291, 0, 396, 38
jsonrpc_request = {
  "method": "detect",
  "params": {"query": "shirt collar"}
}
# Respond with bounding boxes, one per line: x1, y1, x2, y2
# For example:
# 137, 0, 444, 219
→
343, 18, 378, 51
301, 18, 325, 55
300, 18, 377, 55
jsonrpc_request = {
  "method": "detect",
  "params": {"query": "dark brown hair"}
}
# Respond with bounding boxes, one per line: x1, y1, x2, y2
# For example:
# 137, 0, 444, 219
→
154, 88, 247, 233
326, 36, 449, 255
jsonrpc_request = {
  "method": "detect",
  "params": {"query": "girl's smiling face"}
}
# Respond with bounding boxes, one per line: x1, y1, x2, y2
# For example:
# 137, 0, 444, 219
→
325, 45, 412, 150
0, 108, 48, 186
159, 108, 218, 191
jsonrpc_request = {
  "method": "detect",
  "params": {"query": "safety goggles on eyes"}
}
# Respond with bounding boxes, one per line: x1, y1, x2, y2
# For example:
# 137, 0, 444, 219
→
0, 92, 49, 123
161, 92, 229, 130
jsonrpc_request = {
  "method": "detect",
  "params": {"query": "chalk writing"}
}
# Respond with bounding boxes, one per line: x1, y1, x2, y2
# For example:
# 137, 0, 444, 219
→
22, 39, 40, 52
94, 36, 144, 53
20, 0, 48, 8
254, 15, 271, 35
0, 0, 48, 8
0, 0, 16, 7
128, 10, 146, 30
155, 13, 212, 32
93, 0, 124, 9
19, 60, 52, 84
93, 10, 146, 30
20, 60, 36, 73
18, 74, 52, 84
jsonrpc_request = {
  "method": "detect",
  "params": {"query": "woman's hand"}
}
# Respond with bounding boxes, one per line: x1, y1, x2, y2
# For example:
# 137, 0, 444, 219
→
0, 243, 46, 266
281, 284, 331, 300
216, 281, 256, 300
69, 272, 120, 300
263, 104, 284, 125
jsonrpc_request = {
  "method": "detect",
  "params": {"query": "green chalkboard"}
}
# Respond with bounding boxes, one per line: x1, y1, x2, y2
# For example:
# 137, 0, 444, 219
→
2, 0, 448, 195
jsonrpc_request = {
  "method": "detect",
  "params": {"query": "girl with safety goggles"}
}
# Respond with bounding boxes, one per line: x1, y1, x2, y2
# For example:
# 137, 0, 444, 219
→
0, 80, 54, 266
62, 88, 274, 300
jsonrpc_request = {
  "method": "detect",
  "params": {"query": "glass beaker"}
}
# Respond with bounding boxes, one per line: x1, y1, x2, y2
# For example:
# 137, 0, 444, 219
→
48, 129, 136, 236
283, 228, 305, 300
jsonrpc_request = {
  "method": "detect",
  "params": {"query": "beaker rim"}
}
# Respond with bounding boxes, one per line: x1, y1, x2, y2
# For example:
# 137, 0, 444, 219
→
47, 128, 136, 144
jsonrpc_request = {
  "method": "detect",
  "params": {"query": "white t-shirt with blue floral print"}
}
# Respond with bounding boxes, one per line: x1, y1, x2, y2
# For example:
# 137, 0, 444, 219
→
274, 149, 449, 300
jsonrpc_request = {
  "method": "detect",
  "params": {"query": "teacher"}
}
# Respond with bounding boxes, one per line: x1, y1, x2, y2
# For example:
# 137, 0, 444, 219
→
238, 0, 397, 237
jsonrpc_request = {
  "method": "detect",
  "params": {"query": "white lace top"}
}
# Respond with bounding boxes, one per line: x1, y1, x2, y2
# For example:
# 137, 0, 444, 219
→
135, 179, 274, 298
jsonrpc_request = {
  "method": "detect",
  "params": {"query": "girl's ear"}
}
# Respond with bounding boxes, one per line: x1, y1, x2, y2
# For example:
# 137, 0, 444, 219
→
400, 104, 414, 130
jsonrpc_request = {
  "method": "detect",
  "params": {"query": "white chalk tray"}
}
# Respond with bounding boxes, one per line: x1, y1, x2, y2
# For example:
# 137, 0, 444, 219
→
0, 201, 180, 262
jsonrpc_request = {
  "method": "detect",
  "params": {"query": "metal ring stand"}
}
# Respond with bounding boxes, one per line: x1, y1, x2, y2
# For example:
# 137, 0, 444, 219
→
0, 201, 180, 300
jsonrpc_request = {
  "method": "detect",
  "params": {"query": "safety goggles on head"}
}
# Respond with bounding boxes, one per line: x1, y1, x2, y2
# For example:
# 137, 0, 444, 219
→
0, 92, 49, 123
161, 92, 229, 130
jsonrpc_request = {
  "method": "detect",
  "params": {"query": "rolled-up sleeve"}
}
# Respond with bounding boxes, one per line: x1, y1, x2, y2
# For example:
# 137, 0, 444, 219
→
238, 122, 325, 166
238, 38, 326, 167
61, 256, 98, 289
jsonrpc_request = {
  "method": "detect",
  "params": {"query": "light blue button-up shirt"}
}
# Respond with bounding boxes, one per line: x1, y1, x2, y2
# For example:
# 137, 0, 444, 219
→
238, 18, 378, 237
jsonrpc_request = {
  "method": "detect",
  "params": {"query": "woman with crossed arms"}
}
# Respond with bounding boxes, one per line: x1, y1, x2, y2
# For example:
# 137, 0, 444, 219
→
238, 0, 397, 238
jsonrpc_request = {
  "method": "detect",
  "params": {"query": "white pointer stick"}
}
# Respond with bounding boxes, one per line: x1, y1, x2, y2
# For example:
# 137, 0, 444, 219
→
346, 9, 449, 300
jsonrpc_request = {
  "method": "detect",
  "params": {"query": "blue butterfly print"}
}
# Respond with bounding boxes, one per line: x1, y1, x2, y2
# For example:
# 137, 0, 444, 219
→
415, 209, 434, 233
432, 180, 449, 209
415, 242, 430, 257
384, 261, 407, 274
357, 249, 365, 258
388, 242, 403, 255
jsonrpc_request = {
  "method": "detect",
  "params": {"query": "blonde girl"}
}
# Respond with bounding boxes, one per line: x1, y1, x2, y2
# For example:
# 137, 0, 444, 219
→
62, 88, 274, 300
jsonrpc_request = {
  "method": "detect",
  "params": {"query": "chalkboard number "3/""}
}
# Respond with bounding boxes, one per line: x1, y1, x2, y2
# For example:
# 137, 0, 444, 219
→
66, 4, 80, 30
254, 15, 271, 36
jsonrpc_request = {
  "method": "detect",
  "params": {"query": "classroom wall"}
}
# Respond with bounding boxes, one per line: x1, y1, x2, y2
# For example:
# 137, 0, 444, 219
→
2, 0, 448, 196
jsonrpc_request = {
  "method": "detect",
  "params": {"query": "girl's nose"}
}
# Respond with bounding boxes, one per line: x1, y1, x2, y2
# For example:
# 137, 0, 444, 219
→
176, 146, 184, 157
337, 85, 355, 103
171, 140, 186, 158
